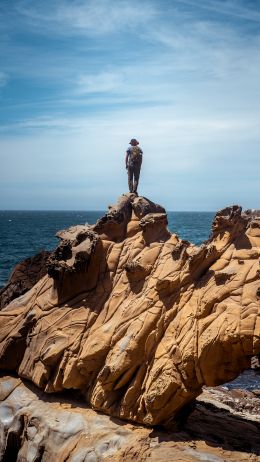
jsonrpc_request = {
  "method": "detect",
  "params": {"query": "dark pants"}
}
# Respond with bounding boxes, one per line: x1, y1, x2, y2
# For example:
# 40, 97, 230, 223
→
128, 161, 141, 193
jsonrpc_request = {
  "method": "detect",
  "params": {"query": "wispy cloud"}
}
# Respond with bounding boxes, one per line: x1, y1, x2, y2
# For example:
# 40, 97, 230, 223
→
1, 107, 259, 210
1, 0, 260, 209
15, 0, 158, 36
175, 0, 260, 23
2, 105, 259, 144
77, 72, 123, 94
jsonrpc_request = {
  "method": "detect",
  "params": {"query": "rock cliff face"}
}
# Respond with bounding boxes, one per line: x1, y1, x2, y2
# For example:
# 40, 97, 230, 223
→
0, 194, 259, 427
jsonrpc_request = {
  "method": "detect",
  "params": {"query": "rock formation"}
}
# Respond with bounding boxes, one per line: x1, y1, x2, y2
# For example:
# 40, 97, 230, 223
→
0, 194, 259, 428
0, 251, 51, 309
0, 375, 259, 461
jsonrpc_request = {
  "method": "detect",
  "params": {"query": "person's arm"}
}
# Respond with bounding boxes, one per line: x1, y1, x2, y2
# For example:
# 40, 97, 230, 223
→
125, 150, 129, 169
140, 148, 143, 164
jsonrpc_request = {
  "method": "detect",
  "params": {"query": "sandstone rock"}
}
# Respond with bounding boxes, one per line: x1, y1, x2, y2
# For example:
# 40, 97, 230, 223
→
0, 251, 51, 309
198, 386, 260, 421
243, 209, 260, 219
0, 376, 259, 461
0, 195, 259, 427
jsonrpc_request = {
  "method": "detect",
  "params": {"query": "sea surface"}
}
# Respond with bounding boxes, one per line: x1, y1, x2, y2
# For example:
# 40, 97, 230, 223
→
0, 210, 259, 392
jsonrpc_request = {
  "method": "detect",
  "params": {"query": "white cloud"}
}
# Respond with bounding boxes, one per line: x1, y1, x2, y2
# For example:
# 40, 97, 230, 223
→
1, 0, 260, 210
2, 0, 260, 92
1, 107, 259, 210
77, 72, 123, 94
15, 0, 158, 36
4, 109, 259, 140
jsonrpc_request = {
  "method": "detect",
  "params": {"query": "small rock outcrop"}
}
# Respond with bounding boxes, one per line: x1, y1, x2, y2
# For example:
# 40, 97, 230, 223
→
0, 194, 259, 427
0, 251, 51, 309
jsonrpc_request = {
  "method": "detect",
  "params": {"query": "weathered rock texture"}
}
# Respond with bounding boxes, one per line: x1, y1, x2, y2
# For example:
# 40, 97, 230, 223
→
0, 194, 259, 427
0, 251, 51, 309
0, 375, 259, 461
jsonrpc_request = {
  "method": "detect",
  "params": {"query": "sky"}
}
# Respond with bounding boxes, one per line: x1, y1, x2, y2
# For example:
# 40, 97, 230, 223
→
0, 0, 259, 211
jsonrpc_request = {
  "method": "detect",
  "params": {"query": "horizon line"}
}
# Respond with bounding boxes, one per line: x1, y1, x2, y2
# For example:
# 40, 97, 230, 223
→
0, 209, 217, 213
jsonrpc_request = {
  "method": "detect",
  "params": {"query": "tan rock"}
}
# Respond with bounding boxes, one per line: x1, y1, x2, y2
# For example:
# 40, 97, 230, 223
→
0, 376, 259, 461
0, 195, 259, 427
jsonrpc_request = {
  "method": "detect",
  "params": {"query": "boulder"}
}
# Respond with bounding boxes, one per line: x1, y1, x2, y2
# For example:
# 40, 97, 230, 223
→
0, 194, 259, 427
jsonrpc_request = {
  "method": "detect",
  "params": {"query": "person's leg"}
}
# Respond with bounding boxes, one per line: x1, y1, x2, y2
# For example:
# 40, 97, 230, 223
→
128, 166, 134, 192
133, 163, 141, 193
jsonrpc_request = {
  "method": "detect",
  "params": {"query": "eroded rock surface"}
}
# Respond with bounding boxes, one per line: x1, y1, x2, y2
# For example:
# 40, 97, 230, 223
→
0, 194, 259, 427
0, 376, 259, 461
0, 251, 51, 309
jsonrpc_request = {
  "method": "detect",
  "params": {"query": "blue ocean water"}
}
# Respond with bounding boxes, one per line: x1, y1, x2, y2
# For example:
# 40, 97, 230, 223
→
0, 211, 103, 288
0, 210, 214, 287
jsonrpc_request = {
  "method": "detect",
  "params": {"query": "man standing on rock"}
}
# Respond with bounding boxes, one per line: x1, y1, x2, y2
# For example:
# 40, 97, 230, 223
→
125, 138, 143, 194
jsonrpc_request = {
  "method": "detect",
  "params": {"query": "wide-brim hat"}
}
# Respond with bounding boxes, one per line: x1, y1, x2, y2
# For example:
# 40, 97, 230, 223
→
129, 138, 139, 145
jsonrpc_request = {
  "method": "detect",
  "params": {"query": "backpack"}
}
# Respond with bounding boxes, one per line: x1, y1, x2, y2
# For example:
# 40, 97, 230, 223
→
131, 146, 142, 163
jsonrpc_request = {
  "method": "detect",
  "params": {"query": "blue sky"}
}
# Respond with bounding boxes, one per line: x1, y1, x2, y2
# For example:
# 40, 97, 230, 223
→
0, 0, 259, 210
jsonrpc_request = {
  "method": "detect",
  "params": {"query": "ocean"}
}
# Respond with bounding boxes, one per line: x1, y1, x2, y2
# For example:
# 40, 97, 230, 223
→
0, 209, 259, 391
